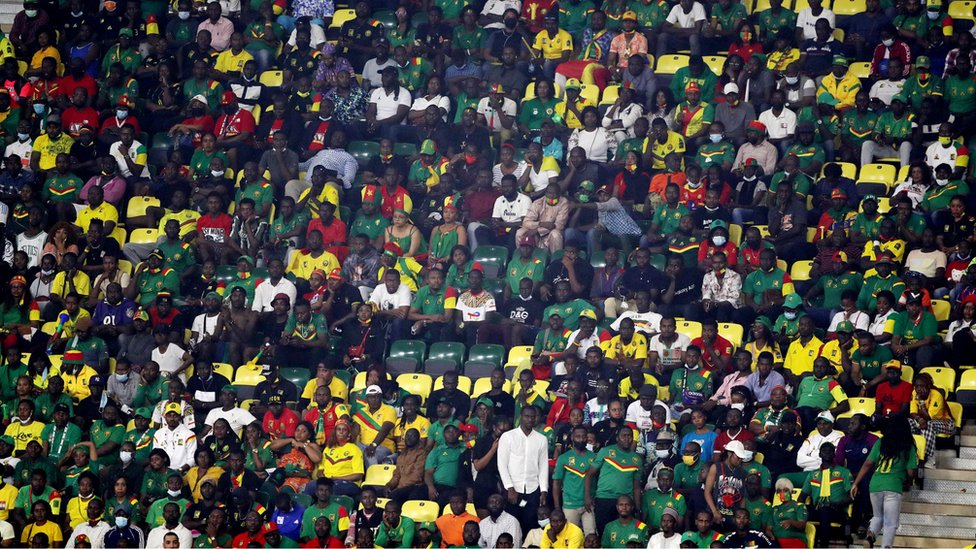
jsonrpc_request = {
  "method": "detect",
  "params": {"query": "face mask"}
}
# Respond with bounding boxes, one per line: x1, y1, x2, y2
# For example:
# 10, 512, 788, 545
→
178, 10, 190, 18
778, 491, 791, 503
784, 310, 797, 320
116, 373, 128, 382
625, 163, 637, 173
17, 132, 28, 141
741, 450, 754, 462
167, 489, 182, 498
927, 9, 940, 18
785, 75, 799, 85
504, 18, 517, 28
115, 516, 129, 528
573, 441, 587, 451
546, 197, 559, 206
32, 103, 44, 114
41, 268, 55, 276
687, 180, 702, 188
578, 193, 590, 203
24, 9, 36, 17
211, 169, 224, 177
940, 136, 953, 146
682, 455, 697, 466
223, 105, 237, 115
71, 9, 82, 16
119, 450, 132, 463
116, 109, 128, 119
937, 177, 949, 185
655, 449, 670, 459
709, 133, 723, 143
740, 30, 752, 42
920, 72, 930, 83
17, 415, 31, 424
882, 38, 894, 47
731, 402, 745, 411
712, 236, 727, 246
538, 518, 550, 528
585, 443, 595, 451
465, 154, 477, 165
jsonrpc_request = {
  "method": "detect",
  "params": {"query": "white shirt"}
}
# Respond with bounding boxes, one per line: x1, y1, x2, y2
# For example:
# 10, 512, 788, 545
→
869, 309, 896, 343
0, 521, 14, 544
145, 523, 193, 549
648, 333, 692, 366
890, 180, 926, 208
647, 531, 682, 549
152, 423, 198, 470
666, 2, 706, 28
204, 406, 257, 436
492, 193, 532, 223
869, 79, 905, 106
625, 400, 673, 430
827, 310, 870, 333
368, 283, 412, 311
758, 107, 797, 140
66, 520, 111, 548
611, 311, 662, 335
151, 344, 189, 383
152, 400, 196, 430
796, 428, 844, 471
568, 127, 615, 163
16, 230, 47, 267
498, 426, 550, 493
481, 0, 521, 29
251, 277, 298, 312
410, 94, 451, 121
602, 103, 644, 140
191, 312, 221, 346
479, 511, 523, 549
477, 96, 518, 132
4, 139, 32, 169
492, 161, 527, 186
369, 86, 412, 120
904, 249, 947, 278
287, 23, 326, 48
796, 8, 835, 40
926, 142, 965, 172
108, 140, 149, 178
362, 58, 398, 89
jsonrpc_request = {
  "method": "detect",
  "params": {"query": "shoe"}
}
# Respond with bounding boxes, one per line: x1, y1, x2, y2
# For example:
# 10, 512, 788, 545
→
925, 458, 937, 469
864, 533, 876, 548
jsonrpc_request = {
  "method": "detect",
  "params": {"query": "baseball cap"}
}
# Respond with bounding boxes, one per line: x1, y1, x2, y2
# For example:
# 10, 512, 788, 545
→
328, 268, 344, 280
723, 82, 739, 95
272, 292, 291, 304
832, 55, 849, 67
579, 309, 597, 320
816, 410, 835, 423
365, 384, 383, 395
458, 423, 479, 434
518, 233, 537, 246
164, 402, 183, 415
884, 359, 902, 370
134, 407, 153, 418
238, 255, 255, 266
420, 139, 436, 155
489, 83, 504, 94
836, 320, 854, 333
831, 188, 848, 199
916, 56, 931, 69
622, 9, 637, 20
747, 120, 767, 133
684, 81, 700, 93
564, 78, 581, 90
656, 430, 675, 442
783, 293, 803, 309
725, 440, 749, 459
0, 435, 13, 447
190, 94, 208, 106
220, 90, 237, 105
148, 248, 165, 260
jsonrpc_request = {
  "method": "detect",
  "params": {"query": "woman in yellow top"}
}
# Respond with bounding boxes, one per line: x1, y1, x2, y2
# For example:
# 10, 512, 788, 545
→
319, 420, 365, 496
745, 317, 784, 369
20, 500, 62, 546
908, 372, 955, 465
390, 395, 430, 452
3, 400, 44, 453
183, 448, 226, 502
64, 472, 99, 529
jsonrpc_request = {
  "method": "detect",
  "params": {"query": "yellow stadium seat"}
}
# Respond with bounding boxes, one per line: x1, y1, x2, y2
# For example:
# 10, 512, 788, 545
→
837, 397, 876, 419
234, 364, 266, 386
402, 500, 440, 522
259, 70, 283, 87
753, 225, 771, 237
920, 366, 956, 394
363, 464, 396, 487
117, 260, 133, 276
859, 163, 897, 185
703, 55, 726, 76
791, 260, 813, 281
240, 399, 258, 411
110, 226, 127, 244
676, 320, 702, 340
505, 346, 534, 369
751, 0, 771, 12
949, 0, 976, 20
820, 162, 857, 180
729, 223, 743, 246
913, 433, 927, 461
522, 81, 563, 102
440, 502, 477, 516
433, 375, 472, 395
792, 0, 810, 10
330, 8, 356, 28
126, 196, 160, 219
718, 323, 744, 348
901, 365, 914, 384
806, 227, 819, 243
473, 376, 504, 396
128, 228, 159, 244
876, 196, 891, 214
599, 84, 620, 105
806, 522, 816, 549
776, 259, 788, 272
656, 54, 690, 75
578, 83, 600, 105
932, 299, 951, 322
959, 368, 976, 390
213, 362, 234, 380
397, 373, 433, 403
353, 371, 393, 392
832, 0, 866, 14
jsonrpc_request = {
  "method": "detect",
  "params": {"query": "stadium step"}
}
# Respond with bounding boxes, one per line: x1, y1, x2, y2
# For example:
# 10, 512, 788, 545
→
903, 488, 976, 506
893, 535, 976, 548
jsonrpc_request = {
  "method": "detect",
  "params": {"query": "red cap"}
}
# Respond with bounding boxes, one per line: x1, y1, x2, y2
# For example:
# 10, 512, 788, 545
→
684, 81, 701, 93
272, 293, 290, 303
382, 242, 403, 257
518, 233, 537, 246
220, 90, 237, 105
262, 522, 279, 534
470, 262, 484, 273
747, 120, 767, 133
328, 268, 344, 280
459, 423, 479, 434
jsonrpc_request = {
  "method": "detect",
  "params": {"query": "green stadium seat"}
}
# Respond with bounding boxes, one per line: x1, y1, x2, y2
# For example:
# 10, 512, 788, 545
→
466, 344, 505, 368
388, 340, 427, 365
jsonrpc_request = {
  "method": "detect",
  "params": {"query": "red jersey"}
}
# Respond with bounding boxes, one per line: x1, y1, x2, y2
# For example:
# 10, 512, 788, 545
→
680, 183, 706, 209
61, 106, 99, 138
302, 536, 344, 548
58, 75, 98, 101
303, 402, 349, 445
713, 427, 756, 456
99, 115, 140, 137
306, 216, 347, 247
521, 0, 556, 33
690, 334, 735, 374
180, 114, 215, 149
263, 407, 299, 439
875, 380, 914, 416
196, 213, 234, 243
232, 531, 266, 548
369, 184, 410, 219
214, 107, 256, 143
305, 119, 331, 151
697, 241, 739, 266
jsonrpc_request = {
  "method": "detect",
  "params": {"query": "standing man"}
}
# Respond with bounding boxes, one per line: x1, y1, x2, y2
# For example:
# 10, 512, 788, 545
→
497, 405, 550, 535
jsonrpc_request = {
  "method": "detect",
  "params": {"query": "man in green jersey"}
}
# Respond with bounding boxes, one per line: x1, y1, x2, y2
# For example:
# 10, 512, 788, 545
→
552, 424, 597, 534
585, 426, 642, 529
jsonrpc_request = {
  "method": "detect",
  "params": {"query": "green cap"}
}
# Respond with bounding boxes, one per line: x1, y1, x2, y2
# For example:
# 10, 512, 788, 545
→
709, 219, 728, 231
754, 316, 773, 331
418, 521, 436, 532
579, 180, 596, 192
0, 435, 13, 447
221, 385, 237, 394
205, 291, 222, 300
237, 255, 255, 266
862, 194, 878, 203
916, 56, 931, 69
832, 55, 849, 67
134, 407, 152, 419
836, 320, 855, 333
420, 139, 436, 155
119, 28, 134, 37
476, 397, 493, 408
783, 293, 803, 309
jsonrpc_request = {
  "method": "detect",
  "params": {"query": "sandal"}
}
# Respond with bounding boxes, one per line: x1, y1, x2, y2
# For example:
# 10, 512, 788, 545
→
863, 533, 876, 548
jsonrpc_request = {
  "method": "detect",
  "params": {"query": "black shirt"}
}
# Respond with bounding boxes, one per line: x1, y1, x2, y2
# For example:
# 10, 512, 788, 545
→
474, 390, 516, 421
619, 265, 670, 295
425, 388, 472, 421
544, 258, 595, 299
254, 378, 299, 404
80, 236, 122, 268
670, 267, 703, 306
501, 295, 544, 326
690, 205, 732, 233
325, 282, 364, 326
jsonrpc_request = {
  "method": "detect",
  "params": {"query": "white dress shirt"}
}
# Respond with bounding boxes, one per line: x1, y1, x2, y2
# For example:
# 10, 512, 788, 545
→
498, 426, 550, 494
65, 520, 111, 548
251, 277, 298, 312
479, 511, 523, 549
647, 531, 682, 549
152, 424, 198, 470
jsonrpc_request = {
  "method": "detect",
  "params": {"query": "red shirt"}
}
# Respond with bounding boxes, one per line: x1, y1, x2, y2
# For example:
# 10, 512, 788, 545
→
697, 241, 739, 266
196, 213, 234, 243
690, 334, 735, 374
306, 119, 331, 151
232, 531, 266, 548
99, 115, 140, 137
464, 189, 501, 223
303, 402, 347, 445
875, 380, 914, 416
58, 75, 98, 101
302, 536, 344, 548
180, 114, 215, 148
371, 184, 410, 218
546, 397, 584, 427
214, 107, 256, 143
521, 0, 556, 33
61, 106, 99, 138
680, 183, 706, 209
263, 407, 300, 439
306, 216, 347, 247
713, 426, 756, 457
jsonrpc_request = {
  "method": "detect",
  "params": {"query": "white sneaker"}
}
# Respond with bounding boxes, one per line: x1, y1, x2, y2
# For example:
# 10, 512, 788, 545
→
924, 457, 937, 469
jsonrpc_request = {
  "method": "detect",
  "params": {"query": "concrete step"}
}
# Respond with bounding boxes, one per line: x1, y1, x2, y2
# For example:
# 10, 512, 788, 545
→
934, 456, 976, 470
895, 523, 976, 540
902, 500, 976, 516
904, 489, 976, 506
959, 434, 976, 446
894, 535, 976, 548
925, 467, 976, 481
916, 479, 976, 493
899, 513, 976, 530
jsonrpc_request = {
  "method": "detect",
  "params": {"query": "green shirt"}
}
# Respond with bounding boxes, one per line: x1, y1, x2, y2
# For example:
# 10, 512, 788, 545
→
411, 284, 447, 316
769, 171, 814, 197
283, 312, 328, 343
711, 2, 748, 32
553, 449, 596, 509
743, 268, 789, 305
670, 67, 719, 102
102, 45, 143, 74
743, 496, 773, 531
850, 345, 894, 382
158, 239, 195, 273
851, 212, 882, 240
43, 173, 82, 202
632, 0, 671, 29
857, 274, 903, 312
641, 488, 686, 529
146, 496, 190, 527
189, 149, 228, 177
866, 439, 917, 493
397, 58, 433, 92
652, 204, 690, 235
14, 484, 59, 515
244, 21, 285, 53
136, 267, 181, 306
269, 210, 311, 242
300, 502, 347, 539
236, 181, 274, 216
796, 375, 845, 409
771, 500, 808, 540
518, 97, 560, 132
673, 458, 703, 491
35, 393, 73, 423
0, 362, 27, 400
602, 518, 649, 548
424, 443, 465, 485
783, 142, 824, 173
124, 427, 157, 464
842, 110, 878, 147
744, 462, 773, 490
542, 299, 597, 330
695, 141, 736, 169
558, 0, 596, 34
133, 375, 169, 408
194, 534, 233, 548
892, 310, 938, 344
815, 271, 864, 309
923, 181, 970, 212
592, 444, 642, 500
375, 516, 415, 549
669, 366, 713, 406
183, 78, 224, 111
39, 423, 82, 462
802, 465, 853, 505
506, 256, 545, 292
451, 26, 486, 50
897, 74, 944, 110
427, 419, 460, 448
755, 7, 797, 41
349, 211, 390, 241
873, 111, 916, 141
141, 468, 173, 500
89, 419, 125, 468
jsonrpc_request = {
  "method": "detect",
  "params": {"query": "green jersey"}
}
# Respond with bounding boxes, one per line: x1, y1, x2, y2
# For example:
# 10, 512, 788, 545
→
743, 496, 773, 531
89, 420, 125, 468
505, 256, 545, 292
642, 488, 686, 529
673, 458, 704, 491
553, 449, 596, 509
425, 443, 465, 485
842, 110, 878, 147
300, 502, 348, 539
866, 439, 917, 493
743, 268, 791, 305
897, 74, 944, 110
815, 271, 864, 309
671, 67, 719, 103
349, 211, 390, 241
236, 181, 274, 216
157, 239, 194, 273
39, 423, 82, 462
146, 497, 190, 527
124, 427, 157, 464
43, 174, 82, 202
375, 516, 415, 548
135, 267, 180, 306
427, 419, 460, 448
558, 0, 596, 34
795, 375, 846, 410
411, 284, 447, 315
755, 7, 797, 41
669, 366, 714, 407
873, 111, 916, 141
850, 345, 894, 382
891, 310, 938, 344
771, 500, 808, 541
802, 465, 853, 505
652, 203, 690, 235
769, 171, 814, 197
397, 58, 433, 92
592, 444, 642, 500
695, 141, 736, 170
783, 143, 824, 174
602, 518, 649, 548
542, 299, 597, 330
518, 97, 560, 132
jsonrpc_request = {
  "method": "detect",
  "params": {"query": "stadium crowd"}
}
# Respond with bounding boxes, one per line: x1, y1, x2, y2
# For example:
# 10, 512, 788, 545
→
0, 0, 971, 545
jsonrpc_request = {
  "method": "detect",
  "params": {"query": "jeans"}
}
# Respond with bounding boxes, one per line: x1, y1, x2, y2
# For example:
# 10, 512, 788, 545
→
861, 140, 912, 167
358, 443, 392, 468
869, 490, 903, 548
563, 507, 597, 535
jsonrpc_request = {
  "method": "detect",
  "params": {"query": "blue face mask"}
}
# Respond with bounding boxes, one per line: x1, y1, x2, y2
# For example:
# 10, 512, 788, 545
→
115, 516, 129, 528
115, 373, 129, 382
32, 103, 45, 114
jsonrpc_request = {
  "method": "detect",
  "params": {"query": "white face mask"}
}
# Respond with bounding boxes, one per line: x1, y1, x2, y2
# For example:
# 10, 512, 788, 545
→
119, 450, 132, 463
937, 178, 949, 185
24, 9, 37, 17
784, 311, 797, 320
882, 38, 894, 47
116, 109, 129, 119
927, 9, 940, 18
585, 443, 595, 451
712, 236, 727, 246
731, 402, 746, 411
538, 518, 550, 528
655, 449, 670, 458
178, 10, 190, 18
785, 76, 799, 85
167, 489, 182, 498
115, 516, 129, 528
211, 169, 224, 177
709, 133, 723, 143
741, 450, 754, 462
